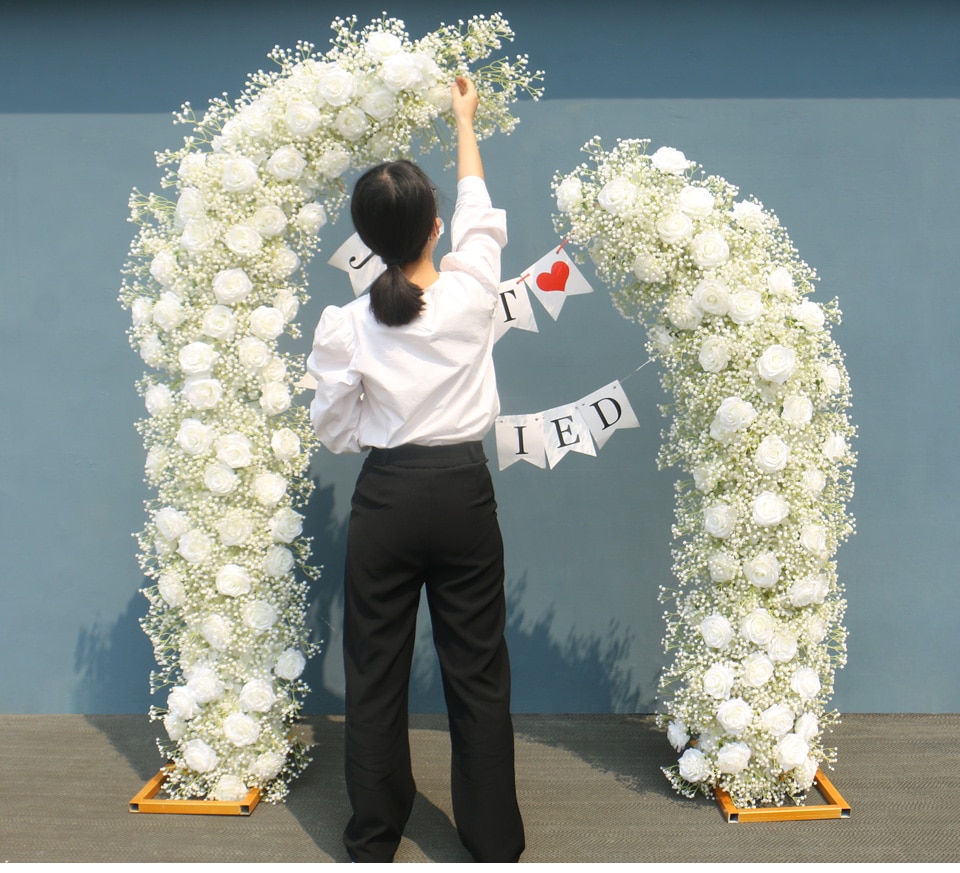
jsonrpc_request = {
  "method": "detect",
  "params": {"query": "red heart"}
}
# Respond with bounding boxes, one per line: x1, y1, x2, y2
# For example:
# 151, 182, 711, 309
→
536, 260, 569, 293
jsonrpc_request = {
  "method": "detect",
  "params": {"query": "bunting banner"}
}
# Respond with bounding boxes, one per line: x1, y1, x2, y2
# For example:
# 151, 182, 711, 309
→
328, 232, 384, 297
494, 379, 640, 471
524, 243, 594, 321
494, 277, 539, 341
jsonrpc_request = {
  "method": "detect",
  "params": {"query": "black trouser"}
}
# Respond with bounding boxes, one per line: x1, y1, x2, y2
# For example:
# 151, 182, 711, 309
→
341, 442, 524, 863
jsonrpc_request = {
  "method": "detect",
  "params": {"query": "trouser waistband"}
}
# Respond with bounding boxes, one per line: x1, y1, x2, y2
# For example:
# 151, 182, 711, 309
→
365, 441, 487, 468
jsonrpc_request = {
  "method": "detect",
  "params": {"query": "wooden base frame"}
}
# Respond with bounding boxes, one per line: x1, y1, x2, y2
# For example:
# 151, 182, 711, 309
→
714, 768, 850, 823
129, 767, 261, 815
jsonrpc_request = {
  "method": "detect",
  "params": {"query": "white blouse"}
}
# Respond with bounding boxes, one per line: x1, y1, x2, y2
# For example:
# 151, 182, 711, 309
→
307, 175, 507, 453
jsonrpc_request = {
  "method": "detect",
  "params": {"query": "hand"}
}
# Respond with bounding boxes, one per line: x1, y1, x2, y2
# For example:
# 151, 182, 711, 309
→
451, 76, 478, 126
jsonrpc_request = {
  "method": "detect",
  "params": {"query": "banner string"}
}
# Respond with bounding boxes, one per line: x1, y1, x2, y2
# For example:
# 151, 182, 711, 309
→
621, 357, 655, 384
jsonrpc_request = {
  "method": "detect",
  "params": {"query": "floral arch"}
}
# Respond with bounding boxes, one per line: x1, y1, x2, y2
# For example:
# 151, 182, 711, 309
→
120, 15, 854, 809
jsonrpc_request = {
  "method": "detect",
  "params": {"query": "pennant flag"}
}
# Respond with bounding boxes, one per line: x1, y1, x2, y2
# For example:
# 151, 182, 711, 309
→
524, 244, 594, 321
541, 404, 597, 468
494, 278, 539, 342
328, 233, 385, 297
495, 414, 546, 470
577, 381, 641, 449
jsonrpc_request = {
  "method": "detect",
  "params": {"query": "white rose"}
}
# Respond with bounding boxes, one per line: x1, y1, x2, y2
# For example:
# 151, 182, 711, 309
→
224, 224, 263, 257
752, 490, 789, 527
201, 613, 233, 650
767, 630, 799, 663
754, 435, 790, 474
804, 614, 828, 644
743, 551, 781, 589
708, 551, 739, 582
555, 177, 582, 213
717, 741, 752, 775
692, 463, 720, 492
213, 268, 253, 305
821, 363, 842, 394
183, 738, 218, 772
237, 99, 273, 138
424, 83, 453, 111
260, 382, 292, 416
263, 145, 307, 182
151, 291, 185, 330
666, 295, 702, 330
139, 336, 162, 371
201, 305, 236, 341
314, 62, 356, 105
164, 713, 186, 741
651, 146, 693, 175
781, 395, 813, 427
263, 544, 295, 578
274, 648, 306, 680
273, 290, 299, 324
702, 662, 736, 700
788, 576, 829, 607
238, 337, 272, 371
727, 289, 763, 324
155, 506, 191, 541
740, 608, 776, 646
215, 433, 253, 469
177, 529, 213, 564
597, 176, 638, 215
717, 698, 754, 736
167, 686, 200, 720
284, 100, 321, 137
793, 300, 825, 332
697, 336, 730, 373
741, 652, 775, 687
224, 712, 260, 747
790, 667, 822, 700
130, 297, 152, 327
239, 679, 277, 713
656, 212, 694, 245
775, 733, 809, 771
364, 30, 403, 59
692, 279, 730, 316
183, 377, 223, 410
242, 600, 278, 633
823, 434, 848, 462
253, 473, 287, 506
666, 720, 689, 752
145, 446, 167, 482
157, 571, 186, 607
175, 188, 206, 225
802, 467, 827, 495
216, 563, 252, 597
150, 250, 178, 288
270, 507, 303, 543
732, 200, 765, 231
357, 86, 397, 123
703, 502, 737, 539
177, 418, 215, 455
795, 713, 820, 742
180, 219, 217, 256
678, 185, 714, 218
317, 145, 351, 179
632, 253, 668, 283
677, 747, 710, 782
689, 230, 729, 269
381, 52, 422, 92
251, 751, 286, 781
799, 524, 828, 557
249, 205, 288, 238
178, 342, 217, 377
220, 156, 259, 192
334, 106, 369, 141
250, 306, 286, 341
710, 396, 757, 439
767, 266, 795, 297
185, 666, 224, 704
760, 704, 796, 738
177, 152, 207, 183
270, 246, 301, 280
204, 461, 239, 495
700, 614, 734, 649
213, 775, 248, 802
796, 756, 819, 790
758, 344, 797, 384
216, 509, 254, 547
295, 203, 328, 235
271, 428, 301, 461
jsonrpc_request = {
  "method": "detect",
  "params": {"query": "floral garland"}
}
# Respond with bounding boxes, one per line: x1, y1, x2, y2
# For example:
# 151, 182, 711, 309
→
118, 14, 542, 802
552, 138, 855, 807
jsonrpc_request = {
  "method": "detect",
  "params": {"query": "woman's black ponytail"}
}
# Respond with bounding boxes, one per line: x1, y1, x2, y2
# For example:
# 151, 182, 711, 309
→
350, 161, 438, 327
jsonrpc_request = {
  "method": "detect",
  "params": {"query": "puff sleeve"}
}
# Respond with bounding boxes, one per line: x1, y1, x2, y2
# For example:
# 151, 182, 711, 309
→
438, 175, 507, 295
306, 305, 363, 454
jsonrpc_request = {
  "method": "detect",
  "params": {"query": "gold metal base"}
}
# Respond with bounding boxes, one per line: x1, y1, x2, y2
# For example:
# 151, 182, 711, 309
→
714, 768, 850, 823
129, 767, 261, 816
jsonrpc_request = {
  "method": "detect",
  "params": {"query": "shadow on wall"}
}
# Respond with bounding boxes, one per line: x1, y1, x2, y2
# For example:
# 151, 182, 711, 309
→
74, 476, 655, 715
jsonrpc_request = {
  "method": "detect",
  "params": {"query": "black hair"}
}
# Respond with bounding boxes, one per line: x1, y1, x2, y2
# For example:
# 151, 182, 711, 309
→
350, 160, 438, 326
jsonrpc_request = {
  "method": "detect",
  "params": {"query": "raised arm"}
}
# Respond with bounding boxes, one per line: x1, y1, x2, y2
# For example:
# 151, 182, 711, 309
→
451, 76, 483, 181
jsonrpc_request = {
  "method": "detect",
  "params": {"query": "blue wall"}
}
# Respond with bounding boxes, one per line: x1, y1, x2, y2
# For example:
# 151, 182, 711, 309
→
2, 1, 958, 714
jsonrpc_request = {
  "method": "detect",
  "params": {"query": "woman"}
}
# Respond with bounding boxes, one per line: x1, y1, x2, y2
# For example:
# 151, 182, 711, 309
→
307, 77, 524, 863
